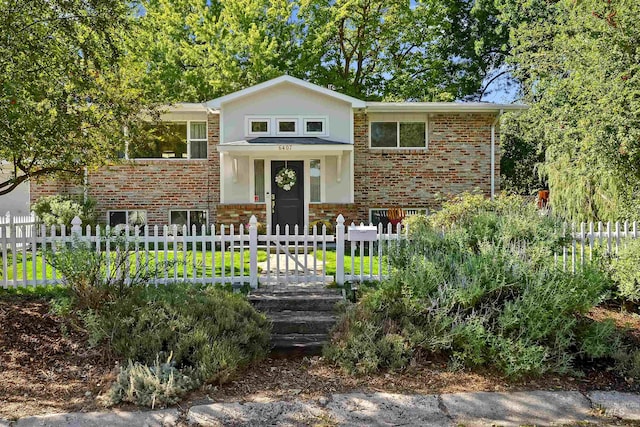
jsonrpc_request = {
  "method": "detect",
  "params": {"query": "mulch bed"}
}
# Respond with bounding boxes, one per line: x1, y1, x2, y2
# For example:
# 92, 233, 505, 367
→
0, 297, 115, 420
1, 296, 638, 419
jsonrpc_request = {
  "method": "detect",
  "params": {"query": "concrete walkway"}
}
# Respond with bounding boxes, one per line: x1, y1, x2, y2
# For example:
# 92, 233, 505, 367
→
4, 390, 640, 426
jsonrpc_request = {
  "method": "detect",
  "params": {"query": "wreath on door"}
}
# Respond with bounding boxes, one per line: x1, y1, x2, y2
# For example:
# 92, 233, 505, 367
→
275, 167, 296, 191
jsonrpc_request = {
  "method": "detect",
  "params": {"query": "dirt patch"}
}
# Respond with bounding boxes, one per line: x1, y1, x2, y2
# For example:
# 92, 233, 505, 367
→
0, 297, 115, 420
0, 298, 638, 420
589, 304, 640, 343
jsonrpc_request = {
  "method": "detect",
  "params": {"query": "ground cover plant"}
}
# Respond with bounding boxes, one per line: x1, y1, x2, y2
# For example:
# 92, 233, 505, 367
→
38, 240, 271, 408
325, 194, 638, 379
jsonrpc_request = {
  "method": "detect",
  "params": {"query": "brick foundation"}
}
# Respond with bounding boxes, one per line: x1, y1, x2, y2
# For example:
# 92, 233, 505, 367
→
216, 203, 267, 229
308, 203, 358, 227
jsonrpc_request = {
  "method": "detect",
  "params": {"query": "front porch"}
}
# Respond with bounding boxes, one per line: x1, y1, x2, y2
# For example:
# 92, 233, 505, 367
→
217, 139, 354, 230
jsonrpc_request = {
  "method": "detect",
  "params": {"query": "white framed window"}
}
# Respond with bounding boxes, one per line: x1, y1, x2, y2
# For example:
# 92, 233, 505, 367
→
244, 116, 329, 137
246, 117, 271, 136
310, 159, 321, 202
276, 118, 298, 135
169, 209, 208, 234
128, 121, 207, 159
253, 159, 265, 202
108, 210, 147, 228
303, 118, 327, 136
370, 121, 428, 149
188, 122, 208, 159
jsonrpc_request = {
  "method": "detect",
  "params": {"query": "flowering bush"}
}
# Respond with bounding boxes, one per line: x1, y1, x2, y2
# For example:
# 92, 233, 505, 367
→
275, 167, 296, 191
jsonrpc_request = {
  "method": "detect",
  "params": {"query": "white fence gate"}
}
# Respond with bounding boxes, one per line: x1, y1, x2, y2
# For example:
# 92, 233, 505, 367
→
1, 213, 639, 289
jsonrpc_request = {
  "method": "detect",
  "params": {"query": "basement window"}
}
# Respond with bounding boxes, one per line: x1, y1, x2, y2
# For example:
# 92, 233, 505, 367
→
108, 210, 147, 228
170, 210, 208, 234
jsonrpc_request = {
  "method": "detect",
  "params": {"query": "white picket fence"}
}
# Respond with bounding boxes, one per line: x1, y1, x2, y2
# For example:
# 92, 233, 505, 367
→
0, 215, 402, 289
1, 213, 638, 289
0, 211, 37, 242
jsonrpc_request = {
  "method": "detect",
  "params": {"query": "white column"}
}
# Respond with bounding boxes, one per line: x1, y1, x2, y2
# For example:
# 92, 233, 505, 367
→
336, 214, 345, 285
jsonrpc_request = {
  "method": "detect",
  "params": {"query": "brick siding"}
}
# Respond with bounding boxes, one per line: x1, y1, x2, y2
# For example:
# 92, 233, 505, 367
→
353, 111, 499, 222
31, 110, 500, 226
31, 113, 221, 225
216, 203, 267, 229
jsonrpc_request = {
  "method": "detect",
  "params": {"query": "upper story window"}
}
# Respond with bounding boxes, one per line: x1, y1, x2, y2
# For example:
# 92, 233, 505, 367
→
276, 119, 297, 135
370, 121, 427, 149
128, 121, 207, 159
304, 118, 326, 135
248, 118, 270, 136
245, 116, 328, 138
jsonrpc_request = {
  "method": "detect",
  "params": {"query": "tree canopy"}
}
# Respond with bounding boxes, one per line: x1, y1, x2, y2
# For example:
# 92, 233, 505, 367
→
501, 0, 640, 221
125, 0, 510, 102
0, 0, 148, 195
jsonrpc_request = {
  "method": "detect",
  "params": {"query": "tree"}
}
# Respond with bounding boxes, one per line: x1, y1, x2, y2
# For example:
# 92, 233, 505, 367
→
125, 0, 299, 102
297, 0, 511, 101
127, 0, 511, 102
0, 0, 148, 195
503, 0, 640, 221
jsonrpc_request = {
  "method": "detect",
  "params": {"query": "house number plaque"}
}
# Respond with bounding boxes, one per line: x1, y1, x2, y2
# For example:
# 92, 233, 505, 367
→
278, 145, 292, 151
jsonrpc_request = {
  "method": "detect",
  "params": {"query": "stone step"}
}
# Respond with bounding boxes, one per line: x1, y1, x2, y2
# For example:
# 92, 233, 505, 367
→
251, 286, 342, 295
249, 293, 343, 312
271, 333, 328, 355
269, 311, 337, 335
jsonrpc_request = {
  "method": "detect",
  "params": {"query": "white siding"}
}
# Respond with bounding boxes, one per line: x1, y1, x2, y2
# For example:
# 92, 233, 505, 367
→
0, 168, 30, 215
324, 153, 351, 203
221, 82, 352, 143
222, 154, 251, 203
159, 111, 208, 122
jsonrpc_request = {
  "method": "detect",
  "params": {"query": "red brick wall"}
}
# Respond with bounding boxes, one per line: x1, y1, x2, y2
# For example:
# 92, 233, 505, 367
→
352, 112, 499, 222
308, 203, 358, 228
31, 110, 501, 227
31, 113, 221, 225
216, 203, 267, 229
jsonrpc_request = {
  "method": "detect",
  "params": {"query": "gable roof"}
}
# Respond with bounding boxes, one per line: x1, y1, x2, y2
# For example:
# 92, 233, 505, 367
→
206, 75, 367, 109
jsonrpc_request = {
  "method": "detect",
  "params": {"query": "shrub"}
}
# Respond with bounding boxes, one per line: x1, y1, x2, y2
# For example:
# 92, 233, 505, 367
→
86, 283, 271, 385
46, 237, 171, 309
609, 239, 640, 304
33, 195, 96, 228
325, 195, 619, 378
108, 356, 197, 408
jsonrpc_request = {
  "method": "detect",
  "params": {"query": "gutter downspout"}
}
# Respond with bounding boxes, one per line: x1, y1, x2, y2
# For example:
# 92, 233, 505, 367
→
490, 109, 503, 200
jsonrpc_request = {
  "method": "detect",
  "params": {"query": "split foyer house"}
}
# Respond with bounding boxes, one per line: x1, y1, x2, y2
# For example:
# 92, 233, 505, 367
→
30, 75, 526, 231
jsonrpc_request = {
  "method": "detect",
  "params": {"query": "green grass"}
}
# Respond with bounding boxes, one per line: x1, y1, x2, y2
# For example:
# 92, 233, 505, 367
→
1, 247, 389, 284
1, 249, 269, 282
319, 249, 389, 277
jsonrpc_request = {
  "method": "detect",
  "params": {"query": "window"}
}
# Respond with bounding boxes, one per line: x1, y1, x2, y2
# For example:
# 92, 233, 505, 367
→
108, 210, 147, 228
189, 122, 207, 159
128, 121, 206, 159
276, 119, 297, 134
370, 122, 397, 147
304, 118, 326, 135
370, 122, 427, 148
254, 159, 265, 202
251, 121, 268, 133
310, 159, 321, 202
245, 116, 328, 137
170, 210, 208, 233
248, 118, 270, 136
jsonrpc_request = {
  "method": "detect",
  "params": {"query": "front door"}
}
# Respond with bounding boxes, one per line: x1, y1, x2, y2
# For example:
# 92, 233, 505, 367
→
271, 160, 304, 233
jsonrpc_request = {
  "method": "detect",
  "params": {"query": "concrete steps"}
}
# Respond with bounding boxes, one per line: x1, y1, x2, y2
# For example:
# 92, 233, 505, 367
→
249, 287, 343, 355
